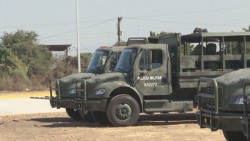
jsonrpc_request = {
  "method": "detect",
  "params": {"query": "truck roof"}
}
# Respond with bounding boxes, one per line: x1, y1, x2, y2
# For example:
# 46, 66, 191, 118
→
111, 46, 126, 51
182, 32, 250, 42
201, 32, 250, 37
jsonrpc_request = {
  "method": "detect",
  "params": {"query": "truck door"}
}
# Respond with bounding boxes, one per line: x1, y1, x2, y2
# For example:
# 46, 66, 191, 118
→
135, 45, 171, 96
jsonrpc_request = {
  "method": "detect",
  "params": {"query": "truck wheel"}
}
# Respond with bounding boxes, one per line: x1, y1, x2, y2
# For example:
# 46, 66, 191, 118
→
106, 94, 140, 127
65, 108, 82, 121
223, 130, 249, 141
91, 111, 111, 126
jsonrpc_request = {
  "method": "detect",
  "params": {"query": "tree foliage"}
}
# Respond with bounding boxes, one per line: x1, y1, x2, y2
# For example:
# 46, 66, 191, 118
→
0, 30, 54, 90
0, 29, 96, 91
12, 43, 52, 77
150, 31, 176, 37
0, 47, 27, 74
81, 52, 92, 70
1, 30, 38, 48
0, 30, 52, 77
150, 31, 194, 55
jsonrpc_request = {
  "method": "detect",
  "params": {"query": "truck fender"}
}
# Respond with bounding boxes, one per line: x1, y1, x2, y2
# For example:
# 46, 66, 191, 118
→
107, 82, 144, 112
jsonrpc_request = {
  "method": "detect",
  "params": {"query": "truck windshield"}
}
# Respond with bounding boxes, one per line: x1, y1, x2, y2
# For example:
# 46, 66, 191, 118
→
115, 48, 137, 73
86, 50, 109, 73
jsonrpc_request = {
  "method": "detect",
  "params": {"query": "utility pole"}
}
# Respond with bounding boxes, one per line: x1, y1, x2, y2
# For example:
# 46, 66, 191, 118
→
76, 0, 81, 73
117, 17, 123, 46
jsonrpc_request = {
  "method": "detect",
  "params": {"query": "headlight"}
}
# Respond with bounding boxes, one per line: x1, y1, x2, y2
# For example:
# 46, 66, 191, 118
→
233, 96, 244, 104
95, 88, 107, 95
233, 95, 250, 104
68, 89, 76, 95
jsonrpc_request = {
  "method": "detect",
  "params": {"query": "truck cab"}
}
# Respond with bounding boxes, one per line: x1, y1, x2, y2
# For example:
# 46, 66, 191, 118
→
49, 46, 124, 121
49, 37, 150, 121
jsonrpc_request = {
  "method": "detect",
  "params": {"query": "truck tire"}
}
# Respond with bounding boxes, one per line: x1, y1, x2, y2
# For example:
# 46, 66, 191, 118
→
65, 108, 82, 121
223, 130, 249, 141
91, 111, 111, 126
106, 94, 140, 127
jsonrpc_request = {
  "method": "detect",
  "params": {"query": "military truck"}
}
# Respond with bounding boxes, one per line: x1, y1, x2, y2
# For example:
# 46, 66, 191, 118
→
50, 46, 124, 121
196, 33, 250, 141
197, 69, 250, 141
49, 38, 148, 121
53, 31, 250, 126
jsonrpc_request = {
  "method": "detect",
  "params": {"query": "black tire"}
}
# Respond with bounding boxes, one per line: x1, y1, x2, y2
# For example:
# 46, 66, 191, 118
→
106, 94, 140, 127
65, 108, 82, 121
91, 111, 111, 126
223, 130, 249, 141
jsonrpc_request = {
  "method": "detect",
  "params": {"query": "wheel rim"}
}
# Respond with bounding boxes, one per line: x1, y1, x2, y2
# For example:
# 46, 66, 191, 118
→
115, 103, 132, 120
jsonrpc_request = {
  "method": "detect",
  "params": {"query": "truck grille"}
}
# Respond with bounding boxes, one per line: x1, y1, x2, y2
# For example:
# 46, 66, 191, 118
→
207, 86, 223, 107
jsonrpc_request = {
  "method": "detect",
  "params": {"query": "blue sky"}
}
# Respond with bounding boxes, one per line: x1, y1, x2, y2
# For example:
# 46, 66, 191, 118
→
1, 0, 250, 55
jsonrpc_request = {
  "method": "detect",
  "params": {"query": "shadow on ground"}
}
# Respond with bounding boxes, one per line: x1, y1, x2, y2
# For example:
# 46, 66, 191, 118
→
28, 113, 197, 128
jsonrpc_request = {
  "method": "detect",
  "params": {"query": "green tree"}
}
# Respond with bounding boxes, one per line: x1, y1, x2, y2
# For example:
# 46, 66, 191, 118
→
49, 52, 93, 79
81, 53, 92, 72
150, 31, 194, 55
12, 43, 52, 77
150, 31, 177, 37
0, 30, 52, 77
1, 30, 38, 48
0, 47, 27, 74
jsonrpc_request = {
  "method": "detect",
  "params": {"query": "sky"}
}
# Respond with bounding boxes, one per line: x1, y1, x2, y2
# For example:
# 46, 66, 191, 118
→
1, 0, 250, 55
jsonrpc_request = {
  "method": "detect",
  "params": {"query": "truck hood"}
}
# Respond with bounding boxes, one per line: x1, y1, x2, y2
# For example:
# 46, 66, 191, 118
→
215, 68, 250, 87
58, 73, 96, 97
86, 72, 128, 98
60, 73, 95, 83
213, 68, 250, 108
88, 72, 127, 84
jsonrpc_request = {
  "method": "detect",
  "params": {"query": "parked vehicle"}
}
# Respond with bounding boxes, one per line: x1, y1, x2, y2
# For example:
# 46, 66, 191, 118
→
196, 32, 250, 141
50, 46, 124, 121
49, 37, 148, 121
52, 31, 250, 126
197, 69, 250, 141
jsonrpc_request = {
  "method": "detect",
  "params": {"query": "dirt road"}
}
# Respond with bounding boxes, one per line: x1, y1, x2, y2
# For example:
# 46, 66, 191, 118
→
0, 112, 225, 141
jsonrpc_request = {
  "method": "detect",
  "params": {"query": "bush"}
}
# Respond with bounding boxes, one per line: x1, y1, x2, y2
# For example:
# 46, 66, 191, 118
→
0, 72, 30, 91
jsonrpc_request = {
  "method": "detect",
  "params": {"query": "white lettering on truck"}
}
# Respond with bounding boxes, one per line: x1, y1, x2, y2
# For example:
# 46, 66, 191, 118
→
137, 76, 162, 81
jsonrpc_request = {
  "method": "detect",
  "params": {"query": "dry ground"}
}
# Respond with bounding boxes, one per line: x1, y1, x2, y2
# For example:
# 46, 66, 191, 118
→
0, 112, 225, 141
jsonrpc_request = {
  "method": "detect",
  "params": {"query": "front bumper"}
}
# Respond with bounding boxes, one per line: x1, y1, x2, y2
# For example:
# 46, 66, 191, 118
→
74, 98, 107, 112
50, 97, 107, 112
50, 97, 76, 109
196, 110, 243, 132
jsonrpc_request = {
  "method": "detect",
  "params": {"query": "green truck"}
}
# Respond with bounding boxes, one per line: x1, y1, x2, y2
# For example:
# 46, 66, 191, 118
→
50, 46, 124, 121
196, 33, 250, 141
52, 31, 250, 127
49, 37, 148, 121
197, 69, 250, 141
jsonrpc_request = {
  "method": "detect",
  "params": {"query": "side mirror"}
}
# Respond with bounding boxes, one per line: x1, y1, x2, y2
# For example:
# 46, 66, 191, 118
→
148, 50, 152, 71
